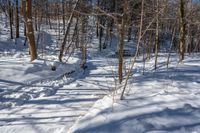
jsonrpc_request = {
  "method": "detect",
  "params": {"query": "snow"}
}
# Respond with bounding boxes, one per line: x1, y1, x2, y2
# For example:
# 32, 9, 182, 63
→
1, 13, 200, 133
0, 14, 113, 133
0, 54, 115, 133
68, 54, 200, 133
0, 22, 115, 132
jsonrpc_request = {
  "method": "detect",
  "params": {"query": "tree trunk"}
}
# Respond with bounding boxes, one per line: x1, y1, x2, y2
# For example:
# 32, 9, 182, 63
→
8, 0, 13, 39
62, 0, 65, 33
99, 18, 103, 52
118, 1, 127, 84
154, 0, 159, 70
179, 0, 186, 61
59, 0, 79, 62
16, 0, 19, 38
22, 0, 37, 61
118, 18, 125, 84
80, 15, 87, 69
120, 0, 144, 100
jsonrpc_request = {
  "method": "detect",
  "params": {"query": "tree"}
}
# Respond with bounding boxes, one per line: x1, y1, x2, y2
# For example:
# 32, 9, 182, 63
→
8, 0, 13, 39
16, 0, 19, 38
22, 0, 37, 61
154, 0, 159, 69
59, 0, 79, 62
179, 0, 186, 61
62, 0, 65, 32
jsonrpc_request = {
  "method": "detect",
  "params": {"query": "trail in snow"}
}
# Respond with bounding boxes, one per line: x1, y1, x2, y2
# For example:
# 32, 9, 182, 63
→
0, 16, 116, 133
0, 50, 115, 133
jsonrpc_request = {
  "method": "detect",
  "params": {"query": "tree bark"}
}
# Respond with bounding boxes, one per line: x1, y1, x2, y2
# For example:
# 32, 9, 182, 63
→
16, 0, 19, 38
22, 0, 37, 61
8, 0, 13, 39
154, 0, 159, 70
179, 0, 186, 61
118, 18, 125, 84
59, 0, 79, 62
62, 0, 65, 33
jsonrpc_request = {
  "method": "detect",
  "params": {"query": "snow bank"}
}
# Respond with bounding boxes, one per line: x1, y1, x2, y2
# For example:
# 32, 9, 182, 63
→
68, 55, 200, 133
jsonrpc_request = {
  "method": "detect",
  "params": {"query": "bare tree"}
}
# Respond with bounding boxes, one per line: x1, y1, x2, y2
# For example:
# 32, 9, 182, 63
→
154, 0, 159, 69
16, 0, 19, 38
22, 0, 37, 61
8, 0, 13, 39
179, 0, 186, 61
59, 0, 79, 62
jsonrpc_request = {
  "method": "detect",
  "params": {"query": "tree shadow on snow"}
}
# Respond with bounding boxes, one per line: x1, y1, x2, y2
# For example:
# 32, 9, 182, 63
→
74, 103, 200, 133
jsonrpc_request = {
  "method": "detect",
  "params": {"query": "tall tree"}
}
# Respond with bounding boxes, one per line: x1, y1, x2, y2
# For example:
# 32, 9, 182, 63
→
8, 0, 13, 39
154, 0, 159, 69
22, 0, 37, 61
62, 0, 65, 33
59, 0, 79, 62
16, 0, 19, 38
179, 0, 186, 61
118, 0, 128, 84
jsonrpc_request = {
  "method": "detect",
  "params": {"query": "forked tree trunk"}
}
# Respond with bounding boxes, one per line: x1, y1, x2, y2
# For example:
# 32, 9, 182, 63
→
120, 0, 144, 100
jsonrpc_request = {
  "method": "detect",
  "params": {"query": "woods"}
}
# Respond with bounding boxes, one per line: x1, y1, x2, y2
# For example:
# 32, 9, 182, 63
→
0, 1, 200, 132
1, 0, 200, 93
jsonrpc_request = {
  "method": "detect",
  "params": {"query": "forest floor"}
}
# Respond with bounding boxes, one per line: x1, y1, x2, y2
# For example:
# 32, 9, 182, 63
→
0, 49, 115, 133
69, 53, 200, 133
1, 17, 200, 133
0, 20, 116, 133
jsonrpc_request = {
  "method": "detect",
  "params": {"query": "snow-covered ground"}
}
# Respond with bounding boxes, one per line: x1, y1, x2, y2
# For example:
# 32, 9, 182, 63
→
0, 54, 115, 133
0, 16, 115, 133
69, 54, 200, 133
1, 14, 200, 133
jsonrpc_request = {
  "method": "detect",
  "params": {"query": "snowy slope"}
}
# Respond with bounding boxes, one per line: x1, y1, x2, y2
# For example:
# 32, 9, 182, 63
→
0, 21, 116, 132
1, 12, 200, 133
0, 48, 117, 133
0, 15, 116, 133
68, 54, 200, 133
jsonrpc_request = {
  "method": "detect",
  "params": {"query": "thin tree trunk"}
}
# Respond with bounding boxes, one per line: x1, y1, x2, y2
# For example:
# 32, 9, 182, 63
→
167, 21, 177, 68
154, 0, 159, 70
80, 16, 87, 68
16, 0, 19, 38
62, 0, 65, 33
34, 1, 37, 31
118, 17, 125, 84
99, 18, 103, 51
24, 22, 26, 36
22, 0, 37, 61
187, 0, 193, 55
120, 0, 144, 100
179, 0, 186, 61
127, 26, 132, 42
118, 0, 128, 84
59, 0, 79, 62
8, 0, 13, 39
